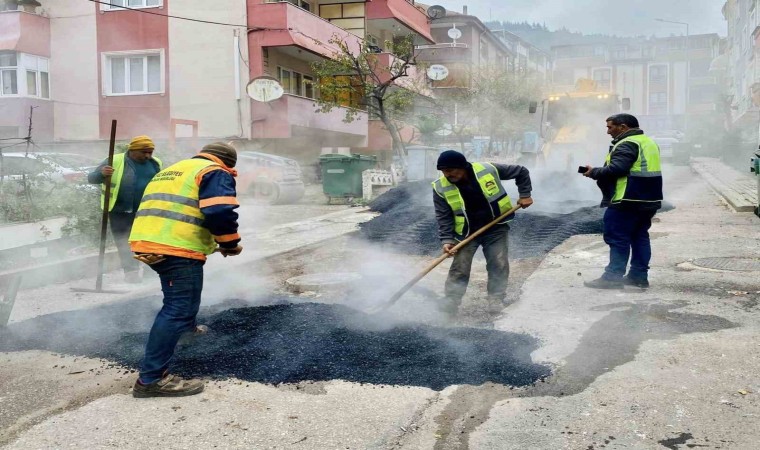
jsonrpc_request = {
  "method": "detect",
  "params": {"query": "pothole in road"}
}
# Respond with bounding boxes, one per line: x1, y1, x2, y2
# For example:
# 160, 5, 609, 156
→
0, 299, 551, 391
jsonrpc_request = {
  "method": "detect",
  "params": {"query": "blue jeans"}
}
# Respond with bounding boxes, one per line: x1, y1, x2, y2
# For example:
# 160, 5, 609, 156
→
139, 256, 205, 384
602, 207, 656, 281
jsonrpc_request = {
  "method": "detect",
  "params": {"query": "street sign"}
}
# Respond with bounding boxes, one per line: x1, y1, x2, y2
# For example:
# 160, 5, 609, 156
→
427, 64, 449, 81
246, 76, 284, 102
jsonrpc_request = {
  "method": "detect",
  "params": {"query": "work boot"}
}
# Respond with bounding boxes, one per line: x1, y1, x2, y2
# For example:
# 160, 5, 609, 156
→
583, 277, 624, 289
623, 276, 650, 289
132, 373, 205, 398
486, 296, 510, 314
438, 299, 460, 318
124, 271, 142, 284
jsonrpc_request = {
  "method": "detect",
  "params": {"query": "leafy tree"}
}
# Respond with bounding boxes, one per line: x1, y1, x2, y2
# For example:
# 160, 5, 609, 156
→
311, 35, 425, 164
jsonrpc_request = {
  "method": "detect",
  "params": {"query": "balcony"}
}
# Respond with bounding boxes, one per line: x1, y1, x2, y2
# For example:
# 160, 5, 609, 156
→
252, 93, 368, 142
247, 1, 362, 69
365, 0, 433, 44
0, 11, 50, 56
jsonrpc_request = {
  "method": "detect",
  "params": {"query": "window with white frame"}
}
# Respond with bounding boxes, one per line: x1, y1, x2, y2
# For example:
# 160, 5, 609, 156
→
102, 0, 162, 10
103, 51, 163, 95
0, 51, 49, 98
277, 66, 315, 99
0, 51, 17, 96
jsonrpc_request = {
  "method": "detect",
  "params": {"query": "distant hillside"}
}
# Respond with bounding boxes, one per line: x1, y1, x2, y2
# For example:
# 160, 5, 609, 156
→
485, 21, 635, 52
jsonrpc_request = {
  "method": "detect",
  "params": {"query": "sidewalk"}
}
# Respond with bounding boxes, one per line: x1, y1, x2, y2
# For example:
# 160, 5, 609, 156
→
691, 157, 758, 212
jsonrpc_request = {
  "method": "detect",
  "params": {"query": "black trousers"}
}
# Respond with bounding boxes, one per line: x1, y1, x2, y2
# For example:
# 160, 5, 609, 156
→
109, 211, 139, 273
445, 225, 510, 305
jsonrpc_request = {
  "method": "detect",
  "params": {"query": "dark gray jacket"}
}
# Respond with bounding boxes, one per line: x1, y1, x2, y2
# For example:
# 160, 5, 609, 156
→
588, 129, 661, 211
434, 163, 532, 244
88, 155, 161, 214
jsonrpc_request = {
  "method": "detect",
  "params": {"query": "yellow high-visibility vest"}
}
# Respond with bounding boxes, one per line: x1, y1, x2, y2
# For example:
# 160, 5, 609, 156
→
606, 134, 663, 204
129, 158, 218, 255
100, 153, 162, 211
432, 162, 513, 240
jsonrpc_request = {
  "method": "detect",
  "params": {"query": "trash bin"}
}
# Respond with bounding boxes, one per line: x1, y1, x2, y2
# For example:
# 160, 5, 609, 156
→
319, 154, 377, 202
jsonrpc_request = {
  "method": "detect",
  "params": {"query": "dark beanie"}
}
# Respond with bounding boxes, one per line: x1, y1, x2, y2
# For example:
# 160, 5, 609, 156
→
201, 142, 237, 168
436, 150, 468, 170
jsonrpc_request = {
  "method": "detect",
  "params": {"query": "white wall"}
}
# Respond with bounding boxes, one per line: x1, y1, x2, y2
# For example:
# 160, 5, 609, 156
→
168, 0, 250, 139
45, 1, 100, 141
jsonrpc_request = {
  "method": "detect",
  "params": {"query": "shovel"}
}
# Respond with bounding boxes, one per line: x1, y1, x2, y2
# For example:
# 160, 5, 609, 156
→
371, 204, 523, 313
72, 120, 128, 294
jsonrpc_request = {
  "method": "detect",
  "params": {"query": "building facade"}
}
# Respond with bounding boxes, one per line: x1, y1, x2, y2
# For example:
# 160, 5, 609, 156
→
0, 0, 431, 162
722, 0, 760, 134
550, 34, 722, 134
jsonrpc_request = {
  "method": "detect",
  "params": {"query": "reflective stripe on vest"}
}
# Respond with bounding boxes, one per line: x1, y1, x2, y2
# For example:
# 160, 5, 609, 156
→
100, 153, 163, 211
606, 133, 663, 204
432, 162, 514, 240
128, 158, 219, 255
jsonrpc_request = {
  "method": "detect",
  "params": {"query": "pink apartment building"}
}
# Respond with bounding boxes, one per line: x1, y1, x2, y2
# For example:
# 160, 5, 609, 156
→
0, 0, 432, 161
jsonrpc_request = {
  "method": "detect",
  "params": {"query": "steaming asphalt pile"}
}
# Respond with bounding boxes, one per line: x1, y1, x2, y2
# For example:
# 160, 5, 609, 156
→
0, 299, 550, 391
360, 179, 604, 258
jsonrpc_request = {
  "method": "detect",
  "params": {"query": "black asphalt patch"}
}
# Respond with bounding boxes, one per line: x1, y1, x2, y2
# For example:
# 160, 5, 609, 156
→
360, 177, 674, 258
360, 180, 604, 257
0, 298, 551, 391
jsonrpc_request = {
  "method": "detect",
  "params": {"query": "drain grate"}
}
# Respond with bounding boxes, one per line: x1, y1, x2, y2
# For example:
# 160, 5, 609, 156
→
692, 257, 760, 272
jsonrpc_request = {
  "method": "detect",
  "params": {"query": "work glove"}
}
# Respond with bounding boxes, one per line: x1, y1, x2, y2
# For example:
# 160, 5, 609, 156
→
218, 245, 243, 257
133, 253, 166, 265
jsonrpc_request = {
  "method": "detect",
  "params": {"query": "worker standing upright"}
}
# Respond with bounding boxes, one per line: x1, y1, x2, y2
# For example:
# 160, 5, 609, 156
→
433, 150, 533, 316
88, 135, 162, 283
129, 142, 242, 398
582, 113, 663, 289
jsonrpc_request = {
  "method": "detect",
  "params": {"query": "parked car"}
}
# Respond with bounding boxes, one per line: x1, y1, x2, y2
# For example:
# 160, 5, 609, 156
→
236, 151, 305, 204
0, 152, 101, 185
652, 136, 678, 159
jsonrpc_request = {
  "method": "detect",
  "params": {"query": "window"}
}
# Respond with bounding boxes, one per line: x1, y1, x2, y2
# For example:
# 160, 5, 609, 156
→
103, 0, 161, 10
265, 0, 310, 10
0, 51, 17, 96
319, 2, 365, 38
21, 53, 49, 99
649, 65, 668, 84
277, 67, 315, 99
0, 52, 49, 98
103, 51, 163, 95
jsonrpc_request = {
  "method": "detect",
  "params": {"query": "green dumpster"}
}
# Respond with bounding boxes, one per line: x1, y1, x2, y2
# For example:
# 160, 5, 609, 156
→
319, 154, 377, 202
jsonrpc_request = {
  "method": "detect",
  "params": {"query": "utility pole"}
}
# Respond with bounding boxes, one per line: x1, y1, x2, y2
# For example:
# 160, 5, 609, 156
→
22, 106, 35, 206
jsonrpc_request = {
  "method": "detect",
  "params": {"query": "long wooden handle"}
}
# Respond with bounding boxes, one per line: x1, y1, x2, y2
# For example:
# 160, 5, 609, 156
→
95, 120, 117, 291
382, 203, 523, 309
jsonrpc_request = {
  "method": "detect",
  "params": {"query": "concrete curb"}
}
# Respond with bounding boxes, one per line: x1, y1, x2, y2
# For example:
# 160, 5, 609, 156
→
691, 157, 757, 212
0, 251, 122, 292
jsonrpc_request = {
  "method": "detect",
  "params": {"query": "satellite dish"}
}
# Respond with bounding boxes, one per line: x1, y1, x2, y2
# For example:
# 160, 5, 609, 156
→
246, 76, 284, 102
427, 5, 446, 20
427, 64, 449, 81
448, 27, 462, 41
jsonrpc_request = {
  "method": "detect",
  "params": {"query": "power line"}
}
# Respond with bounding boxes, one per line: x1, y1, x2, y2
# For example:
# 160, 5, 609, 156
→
86, 0, 278, 31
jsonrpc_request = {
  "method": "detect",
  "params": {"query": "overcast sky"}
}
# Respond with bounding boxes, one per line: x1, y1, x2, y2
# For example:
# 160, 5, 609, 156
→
431, 0, 726, 37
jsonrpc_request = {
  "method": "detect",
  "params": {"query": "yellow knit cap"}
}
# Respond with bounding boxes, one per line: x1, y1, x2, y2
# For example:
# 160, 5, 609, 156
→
128, 135, 155, 151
